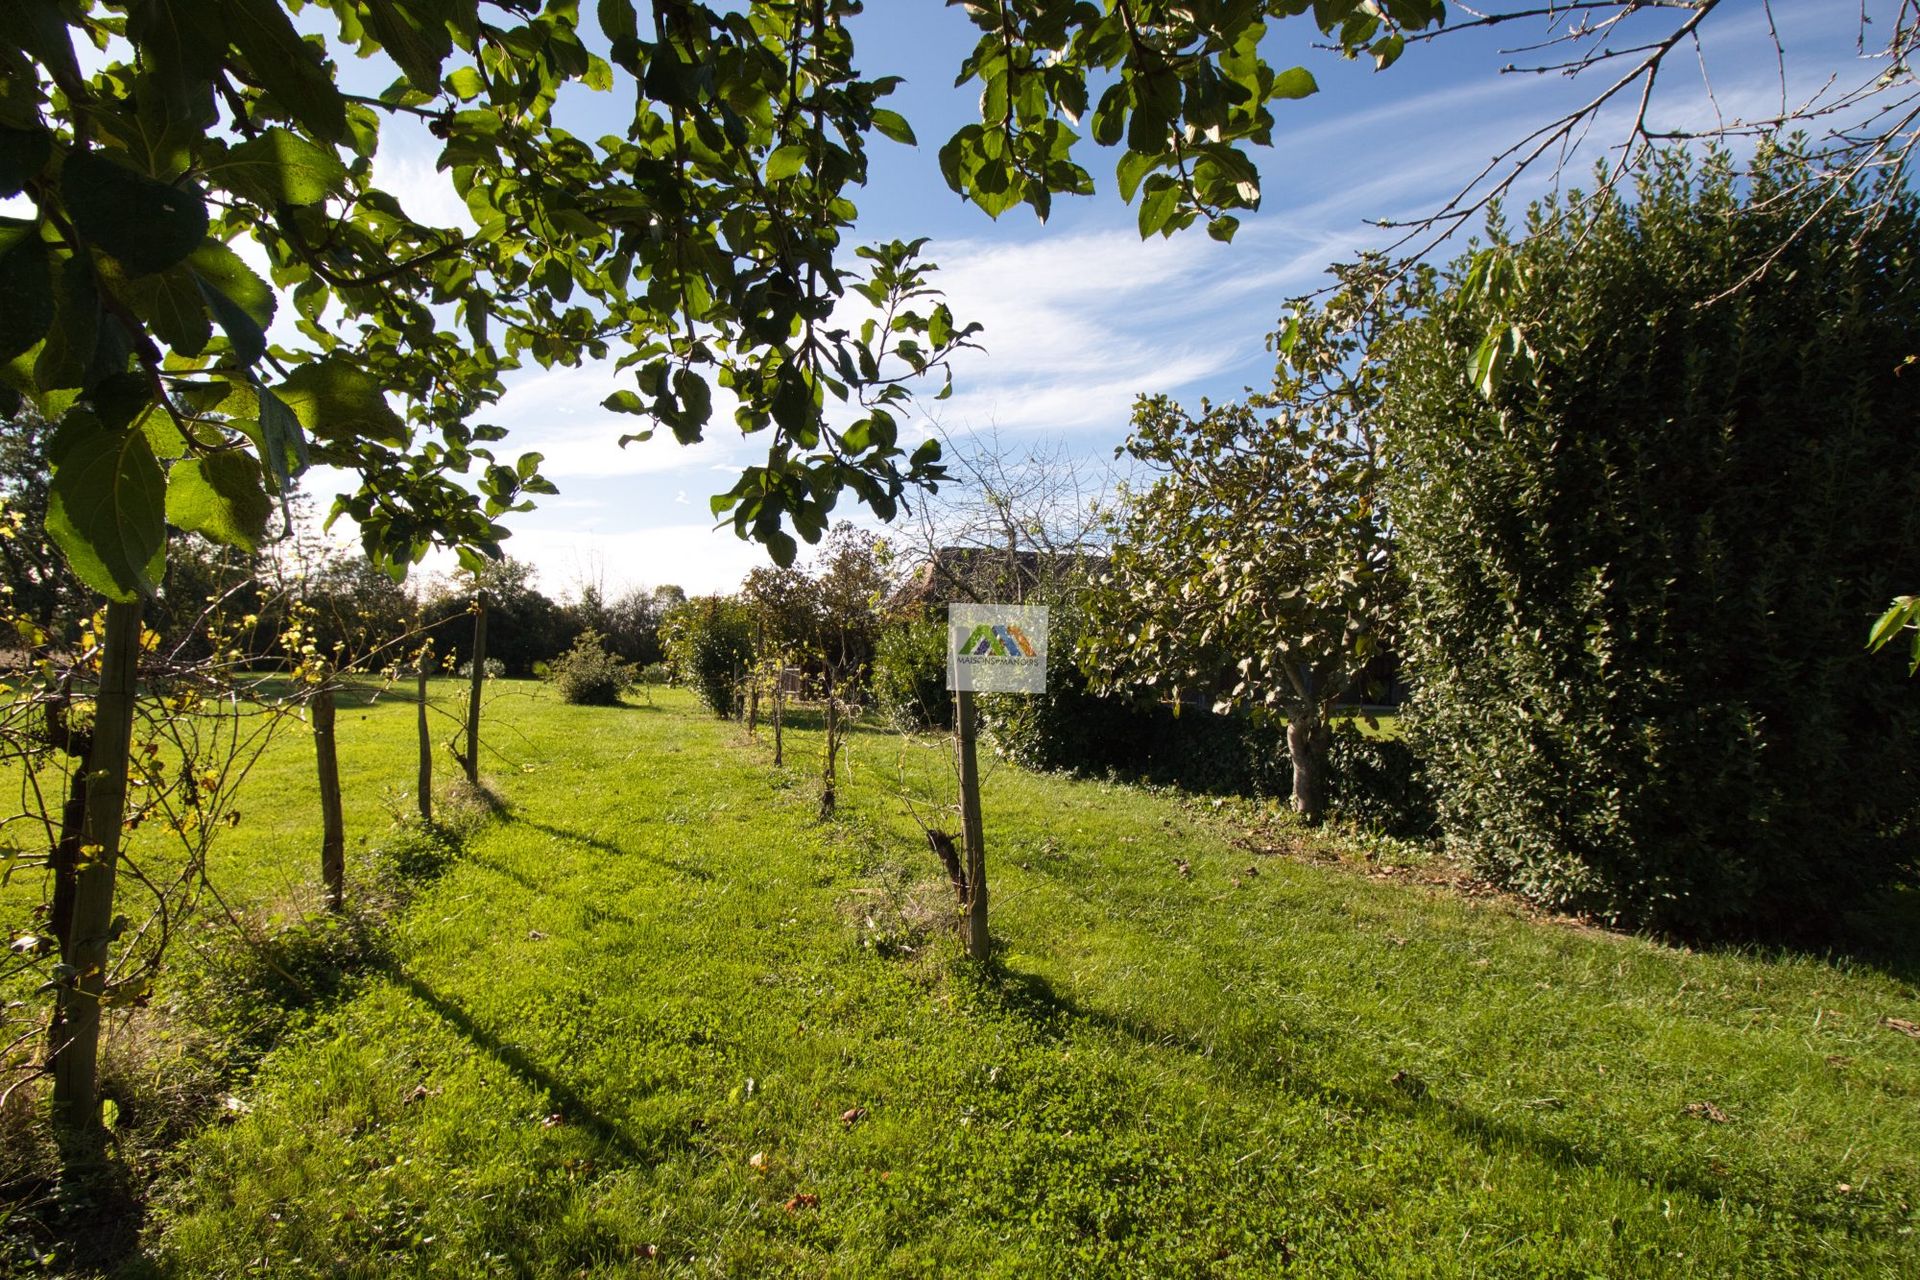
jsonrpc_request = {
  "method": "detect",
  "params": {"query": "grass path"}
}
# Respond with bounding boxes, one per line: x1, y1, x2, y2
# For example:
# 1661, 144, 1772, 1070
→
142, 685, 1919, 1277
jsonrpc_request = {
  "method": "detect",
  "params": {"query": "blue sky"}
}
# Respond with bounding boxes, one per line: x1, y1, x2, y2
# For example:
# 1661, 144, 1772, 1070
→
15, 2, 1885, 597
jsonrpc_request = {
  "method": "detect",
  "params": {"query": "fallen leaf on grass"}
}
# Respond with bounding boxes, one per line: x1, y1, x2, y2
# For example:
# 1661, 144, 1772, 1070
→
1881, 1017, 1920, 1039
1175, 859, 1191, 878
404, 1084, 436, 1105
840, 1107, 866, 1127
748, 1151, 767, 1170
1684, 1101, 1730, 1124
1389, 1070, 1428, 1100
783, 1193, 819, 1213
541, 1113, 566, 1128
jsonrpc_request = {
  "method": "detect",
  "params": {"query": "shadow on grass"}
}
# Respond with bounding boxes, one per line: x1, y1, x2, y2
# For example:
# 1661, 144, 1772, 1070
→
384, 966, 649, 1165
2, 819, 473, 1279
506, 816, 714, 883
461, 850, 648, 933
974, 961, 1869, 1233
1819, 885, 1920, 989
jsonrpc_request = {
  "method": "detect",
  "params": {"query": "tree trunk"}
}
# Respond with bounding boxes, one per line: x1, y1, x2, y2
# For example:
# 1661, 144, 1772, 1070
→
45, 681, 90, 1068
956, 691, 989, 961
50, 598, 141, 1140
1287, 714, 1331, 825
463, 595, 487, 785
416, 654, 432, 823
314, 687, 345, 911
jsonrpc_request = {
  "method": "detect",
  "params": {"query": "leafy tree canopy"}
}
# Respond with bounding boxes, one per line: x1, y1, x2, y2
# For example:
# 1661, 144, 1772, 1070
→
1, 0, 1442, 601
1080, 258, 1412, 821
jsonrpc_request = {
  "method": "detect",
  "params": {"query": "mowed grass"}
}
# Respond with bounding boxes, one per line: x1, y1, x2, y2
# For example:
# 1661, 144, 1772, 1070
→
127, 683, 1918, 1277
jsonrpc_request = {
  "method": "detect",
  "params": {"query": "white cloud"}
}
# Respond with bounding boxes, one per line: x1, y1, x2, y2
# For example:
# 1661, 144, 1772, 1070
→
493, 522, 770, 598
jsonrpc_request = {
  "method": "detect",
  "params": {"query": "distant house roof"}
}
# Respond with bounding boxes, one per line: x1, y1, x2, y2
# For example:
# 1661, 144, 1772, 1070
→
888, 546, 1105, 613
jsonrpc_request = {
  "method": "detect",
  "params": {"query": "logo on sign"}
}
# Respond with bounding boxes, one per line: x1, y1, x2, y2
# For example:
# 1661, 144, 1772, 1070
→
947, 604, 1048, 694
958, 624, 1038, 658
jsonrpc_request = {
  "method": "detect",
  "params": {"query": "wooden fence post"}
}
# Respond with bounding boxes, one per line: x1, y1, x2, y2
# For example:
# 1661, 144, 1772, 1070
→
772, 677, 784, 766
820, 672, 839, 818
956, 690, 988, 961
463, 595, 487, 785
314, 686, 345, 911
416, 644, 433, 823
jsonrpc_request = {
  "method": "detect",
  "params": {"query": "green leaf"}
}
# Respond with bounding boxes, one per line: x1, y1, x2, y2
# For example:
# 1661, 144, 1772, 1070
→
122, 262, 212, 357
0, 126, 50, 197
361, 0, 455, 94
766, 144, 808, 182
221, 0, 350, 143
46, 411, 167, 601
1370, 33, 1406, 71
871, 109, 916, 146
765, 529, 797, 568
166, 451, 271, 551
252, 382, 311, 490
125, 0, 227, 122
34, 251, 98, 391
674, 368, 712, 426
1137, 180, 1179, 239
1116, 149, 1154, 204
1206, 215, 1240, 243
1271, 67, 1320, 101
0, 224, 52, 362
63, 149, 209, 277
274, 356, 406, 445
196, 277, 267, 366
1090, 83, 1127, 147
189, 240, 275, 330
445, 65, 485, 101
218, 127, 348, 206
1867, 597, 1919, 652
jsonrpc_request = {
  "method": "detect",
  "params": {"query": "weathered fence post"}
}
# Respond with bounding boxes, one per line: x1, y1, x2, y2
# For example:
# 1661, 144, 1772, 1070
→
463, 594, 487, 785
956, 689, 988, 961
314, 685, 345, 911
820, 671, 839, 818
416, 642, 433, 823
772, 674, 784, 766
944, 604, 1048, 965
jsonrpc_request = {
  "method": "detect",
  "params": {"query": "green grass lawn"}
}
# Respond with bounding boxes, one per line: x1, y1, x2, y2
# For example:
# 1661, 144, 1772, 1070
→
82, 683, 1920, 1276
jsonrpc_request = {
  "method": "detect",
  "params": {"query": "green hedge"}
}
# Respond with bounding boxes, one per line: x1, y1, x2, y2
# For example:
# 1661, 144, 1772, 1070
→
984, 631, 1432, 835
1386, 153, 1920, 939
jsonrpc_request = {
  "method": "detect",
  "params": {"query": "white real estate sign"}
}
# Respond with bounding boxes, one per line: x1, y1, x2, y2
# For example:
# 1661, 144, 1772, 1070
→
947, 604, 1049, 694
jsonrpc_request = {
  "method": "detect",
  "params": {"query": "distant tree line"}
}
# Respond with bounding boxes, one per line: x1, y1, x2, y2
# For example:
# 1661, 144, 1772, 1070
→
0, 414, 684, 680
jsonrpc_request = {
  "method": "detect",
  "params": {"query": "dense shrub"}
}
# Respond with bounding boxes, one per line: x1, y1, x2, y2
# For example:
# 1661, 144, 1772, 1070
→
661, 595, 755, 716
1326, 727, 1435, 838
547, 629, 635, 705
872, 620, 952, 729
1386, 152, 1920, 938
982, 601, 1434, 833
